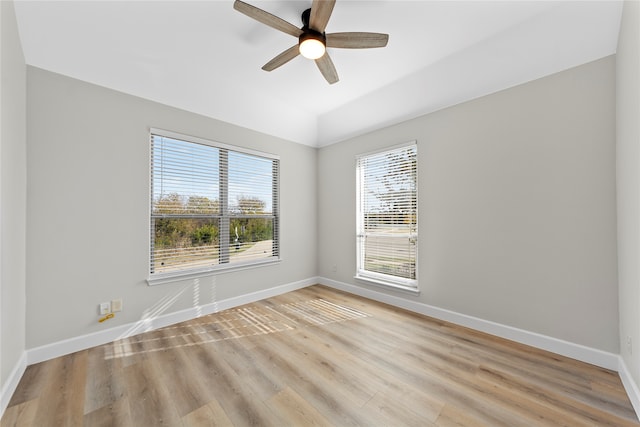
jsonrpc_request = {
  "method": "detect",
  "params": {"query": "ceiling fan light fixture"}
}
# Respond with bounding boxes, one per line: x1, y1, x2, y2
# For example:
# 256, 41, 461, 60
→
299, 32, 326, 59
234, 0, 389, 84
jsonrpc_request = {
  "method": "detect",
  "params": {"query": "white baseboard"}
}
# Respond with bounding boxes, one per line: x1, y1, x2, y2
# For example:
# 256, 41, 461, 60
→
27, 277, 318, 365
319, 277, 619, 371
619, 356, 640, 421
1, 351, 27, 419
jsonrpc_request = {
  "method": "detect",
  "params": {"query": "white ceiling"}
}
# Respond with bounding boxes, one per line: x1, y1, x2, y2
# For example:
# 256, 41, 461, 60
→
14, 1, 623, 147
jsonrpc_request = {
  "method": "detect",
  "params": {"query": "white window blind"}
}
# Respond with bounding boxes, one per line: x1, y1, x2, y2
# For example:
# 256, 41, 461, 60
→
150, 130, 279, 279
356, 143, 417, 290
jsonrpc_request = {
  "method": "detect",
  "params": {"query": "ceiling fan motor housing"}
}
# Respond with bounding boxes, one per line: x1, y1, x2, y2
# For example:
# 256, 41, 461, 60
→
299, 30, 326, 47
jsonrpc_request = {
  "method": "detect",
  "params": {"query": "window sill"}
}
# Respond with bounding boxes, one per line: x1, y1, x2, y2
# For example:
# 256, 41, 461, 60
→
354, 274, 420, 295
147, 258, 281, 286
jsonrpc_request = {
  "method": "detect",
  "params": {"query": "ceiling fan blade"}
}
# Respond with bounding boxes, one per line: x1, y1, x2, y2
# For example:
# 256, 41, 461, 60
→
234, 0, 303, 38
315, 53, 339, 84
326, 32, 389, 49
262, 45, 300, 71
309, 0, 336, 33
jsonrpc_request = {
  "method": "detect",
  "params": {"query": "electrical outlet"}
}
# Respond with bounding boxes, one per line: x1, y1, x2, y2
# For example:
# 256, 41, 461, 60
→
331, 264, 337, 273
627, 336, 633, 355
99, 302, 111, 315
111, 298, 123, 312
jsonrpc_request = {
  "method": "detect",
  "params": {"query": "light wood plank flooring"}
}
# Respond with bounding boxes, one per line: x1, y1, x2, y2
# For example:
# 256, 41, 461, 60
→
3, 285, 638, 426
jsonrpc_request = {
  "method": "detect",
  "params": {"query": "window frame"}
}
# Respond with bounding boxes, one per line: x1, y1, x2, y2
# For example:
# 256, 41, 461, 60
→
355, 142, 418, 293
147, 128, 280, 285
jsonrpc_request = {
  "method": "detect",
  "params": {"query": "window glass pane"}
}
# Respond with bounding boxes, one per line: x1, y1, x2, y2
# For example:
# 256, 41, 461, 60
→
363, 235, 416, 279
152, 136, 220, 215
229, 218, 276, 263
228, 151, 273, 215
361, 147, 416, 232
152, 218, 220, 273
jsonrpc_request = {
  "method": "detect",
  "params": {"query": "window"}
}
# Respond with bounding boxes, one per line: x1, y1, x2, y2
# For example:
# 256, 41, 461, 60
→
356, 143, 417, 291
149, 129, 279, 282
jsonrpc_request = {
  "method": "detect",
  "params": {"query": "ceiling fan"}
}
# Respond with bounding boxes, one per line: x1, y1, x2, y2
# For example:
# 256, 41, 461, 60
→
233, 0, 389, 84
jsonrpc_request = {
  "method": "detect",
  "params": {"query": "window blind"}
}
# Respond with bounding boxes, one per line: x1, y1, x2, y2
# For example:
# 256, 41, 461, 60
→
356, 143, 417, 289
150, 131, 279, 277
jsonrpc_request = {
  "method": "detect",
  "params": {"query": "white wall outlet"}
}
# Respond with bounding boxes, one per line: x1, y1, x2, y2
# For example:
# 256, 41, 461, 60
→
111, 298, 123, 312
627, 335, 633, 355
331, 264, 337, 273
99, 302, 111, 315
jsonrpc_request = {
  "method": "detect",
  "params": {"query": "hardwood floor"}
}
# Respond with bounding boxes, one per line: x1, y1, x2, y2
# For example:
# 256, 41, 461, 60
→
3, 285, 638, 426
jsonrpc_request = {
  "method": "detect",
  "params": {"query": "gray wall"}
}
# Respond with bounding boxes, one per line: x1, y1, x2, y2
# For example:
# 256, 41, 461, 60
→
318, 56, 619, 353
617, 0, 640, 384
26, 67, 317, 349
1, 0, 27, 389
